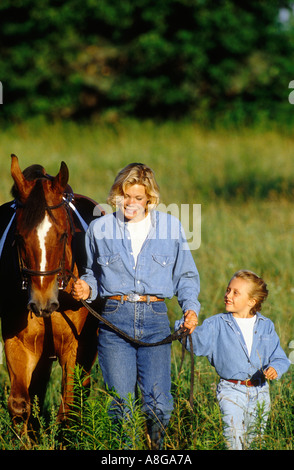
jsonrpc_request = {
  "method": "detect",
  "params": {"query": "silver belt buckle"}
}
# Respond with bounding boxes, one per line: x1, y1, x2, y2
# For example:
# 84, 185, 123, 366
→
126, 293, 140, 302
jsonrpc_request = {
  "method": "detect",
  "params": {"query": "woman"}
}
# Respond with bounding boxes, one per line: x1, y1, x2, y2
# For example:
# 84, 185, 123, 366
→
72, 163, 200, 449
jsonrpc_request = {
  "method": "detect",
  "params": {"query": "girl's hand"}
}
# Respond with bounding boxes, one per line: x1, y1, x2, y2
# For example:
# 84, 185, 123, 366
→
264, 367, 278, 380
183, 310, 198, 334
72, 279, 90, 301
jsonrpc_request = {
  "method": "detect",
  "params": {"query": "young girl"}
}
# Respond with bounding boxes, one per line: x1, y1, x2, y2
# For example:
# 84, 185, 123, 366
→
176, 270, 290, 450
72, 163, 200, 449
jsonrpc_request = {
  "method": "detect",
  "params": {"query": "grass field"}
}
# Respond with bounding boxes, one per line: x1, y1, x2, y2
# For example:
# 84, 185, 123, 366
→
0, 119, 293, 450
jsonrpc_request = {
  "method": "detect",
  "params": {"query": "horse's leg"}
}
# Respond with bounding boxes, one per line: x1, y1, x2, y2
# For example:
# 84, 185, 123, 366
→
57, 345, 78, 421
58, 348, 96, 421
5, 337, 40, 431
76, 313, 99, 390
29, 355, 53, 413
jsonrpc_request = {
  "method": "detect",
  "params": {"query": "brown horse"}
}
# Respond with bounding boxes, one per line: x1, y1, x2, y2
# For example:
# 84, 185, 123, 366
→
0, 155, 103, 431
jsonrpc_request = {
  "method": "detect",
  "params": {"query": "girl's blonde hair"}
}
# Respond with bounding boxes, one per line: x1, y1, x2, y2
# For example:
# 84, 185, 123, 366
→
107, 163, 160, 210
232, 270, 268, 315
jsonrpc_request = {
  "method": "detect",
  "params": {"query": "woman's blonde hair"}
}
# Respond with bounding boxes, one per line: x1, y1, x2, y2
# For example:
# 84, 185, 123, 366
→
232, 270, 268, 315
107, 163, 160, 210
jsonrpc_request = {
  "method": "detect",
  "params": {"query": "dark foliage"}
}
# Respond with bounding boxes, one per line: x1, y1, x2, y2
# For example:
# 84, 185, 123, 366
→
0, 1, 294, 124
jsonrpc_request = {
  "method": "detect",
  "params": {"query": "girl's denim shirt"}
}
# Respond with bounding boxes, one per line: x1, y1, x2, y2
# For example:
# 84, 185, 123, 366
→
175, 312, 290, 380
81, 210, 201, 315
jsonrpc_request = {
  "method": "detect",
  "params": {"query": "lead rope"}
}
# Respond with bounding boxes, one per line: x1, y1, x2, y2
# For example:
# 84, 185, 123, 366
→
179, 335, 195, 409
67, 271, 195, 408
80, 296, 195, 410
79, 296, 188, 347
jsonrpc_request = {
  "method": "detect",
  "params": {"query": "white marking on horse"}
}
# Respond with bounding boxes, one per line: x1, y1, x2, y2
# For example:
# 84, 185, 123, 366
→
36, 213, 52, 285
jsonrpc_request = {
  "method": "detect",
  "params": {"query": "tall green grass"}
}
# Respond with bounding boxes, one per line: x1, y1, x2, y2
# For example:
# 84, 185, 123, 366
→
0, 119, 293, 450
1, 118, 294, 205
1, 360, 293, 450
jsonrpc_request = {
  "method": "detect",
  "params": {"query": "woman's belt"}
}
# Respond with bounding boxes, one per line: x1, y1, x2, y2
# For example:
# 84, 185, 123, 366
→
108, 294, 164, 303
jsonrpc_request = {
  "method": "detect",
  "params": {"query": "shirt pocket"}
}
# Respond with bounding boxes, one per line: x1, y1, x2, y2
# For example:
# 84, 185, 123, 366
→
151, 255, 175, 291
97, 253, 121, 267
96, 252, 127, 288
152, 254, 175, 268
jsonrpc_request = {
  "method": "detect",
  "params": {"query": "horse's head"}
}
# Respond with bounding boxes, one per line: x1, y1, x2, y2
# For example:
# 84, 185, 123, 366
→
11, 155, 74, 317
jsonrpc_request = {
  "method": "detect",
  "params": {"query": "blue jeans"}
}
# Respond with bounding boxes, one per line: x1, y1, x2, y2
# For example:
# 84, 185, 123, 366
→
216, 379, 271, 450
97, 298, 173, 446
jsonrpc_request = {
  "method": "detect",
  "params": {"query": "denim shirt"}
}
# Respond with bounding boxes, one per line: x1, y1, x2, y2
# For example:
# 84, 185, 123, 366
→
81, 210, 201, 315
175, 312, 290, 380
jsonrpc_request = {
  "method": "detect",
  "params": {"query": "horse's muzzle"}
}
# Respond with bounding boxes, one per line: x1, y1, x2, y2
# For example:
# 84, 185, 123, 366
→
28, 299, 59, 317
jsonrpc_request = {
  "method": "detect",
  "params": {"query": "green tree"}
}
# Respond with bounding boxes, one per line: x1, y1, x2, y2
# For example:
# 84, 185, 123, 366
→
0, 0, 293, 123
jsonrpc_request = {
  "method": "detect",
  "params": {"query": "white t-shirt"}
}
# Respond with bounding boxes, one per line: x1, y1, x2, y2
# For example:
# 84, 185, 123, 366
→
234, 316, 256, 356
127, 213, 151, 265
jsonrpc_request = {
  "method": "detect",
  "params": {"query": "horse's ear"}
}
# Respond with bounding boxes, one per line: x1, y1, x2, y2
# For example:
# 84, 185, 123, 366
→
11, 154, 33, 202
52, 161, 69, 193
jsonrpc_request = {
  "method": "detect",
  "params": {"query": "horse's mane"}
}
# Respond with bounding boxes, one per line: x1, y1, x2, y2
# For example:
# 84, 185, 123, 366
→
21, 179, 47, 233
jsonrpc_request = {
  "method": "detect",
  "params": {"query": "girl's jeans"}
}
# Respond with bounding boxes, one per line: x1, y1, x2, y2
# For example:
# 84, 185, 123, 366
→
97, 298, 173, 446
217, 379, 271, 450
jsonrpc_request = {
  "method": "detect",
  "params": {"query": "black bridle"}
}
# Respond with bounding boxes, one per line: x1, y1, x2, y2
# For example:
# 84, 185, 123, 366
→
16, 195, 75, 291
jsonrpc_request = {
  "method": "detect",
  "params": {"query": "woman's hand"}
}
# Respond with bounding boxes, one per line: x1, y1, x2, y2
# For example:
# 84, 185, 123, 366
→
72, 278, 90, 301
183, 310, 198, 334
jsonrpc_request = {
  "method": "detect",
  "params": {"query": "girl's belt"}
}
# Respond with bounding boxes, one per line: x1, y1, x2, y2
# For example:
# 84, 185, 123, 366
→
108, 294, 164, 303
224, 378, 265, 387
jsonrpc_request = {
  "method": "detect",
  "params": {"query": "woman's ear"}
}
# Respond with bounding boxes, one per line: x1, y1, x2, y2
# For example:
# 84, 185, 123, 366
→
248, 297, 257, 308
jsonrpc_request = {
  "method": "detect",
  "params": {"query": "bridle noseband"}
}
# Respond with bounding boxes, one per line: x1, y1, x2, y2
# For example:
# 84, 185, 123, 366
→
16, 194, 75, 291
